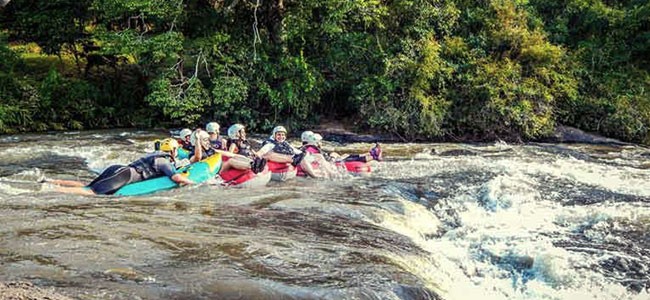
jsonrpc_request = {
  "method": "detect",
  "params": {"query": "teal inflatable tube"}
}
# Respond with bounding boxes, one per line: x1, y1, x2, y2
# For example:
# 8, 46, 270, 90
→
114, 153, 222, 196
178, 148, 190, 160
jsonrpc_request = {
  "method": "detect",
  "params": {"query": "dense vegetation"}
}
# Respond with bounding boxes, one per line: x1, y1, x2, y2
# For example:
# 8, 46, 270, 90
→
1, 0, 648, 143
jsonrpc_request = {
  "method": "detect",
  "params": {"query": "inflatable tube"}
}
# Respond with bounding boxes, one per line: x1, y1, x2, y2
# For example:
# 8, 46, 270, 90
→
177, 148, 191, 160
335, 160, 372, 176
219, 157, 271, 188
267, 161, 297, 182
114, 153, 222, 196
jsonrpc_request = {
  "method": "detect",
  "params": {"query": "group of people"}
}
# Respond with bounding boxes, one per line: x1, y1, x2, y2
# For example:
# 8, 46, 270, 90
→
44, 123, 382, 195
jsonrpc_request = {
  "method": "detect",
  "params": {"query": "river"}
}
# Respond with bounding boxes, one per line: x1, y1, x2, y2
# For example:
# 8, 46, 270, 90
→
0, 130, 648, 299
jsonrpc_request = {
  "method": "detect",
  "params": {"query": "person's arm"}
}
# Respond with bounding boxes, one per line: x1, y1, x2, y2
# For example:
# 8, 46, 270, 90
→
191, 143, 203, 163
171, 173, 194, 185
157, 158, 194, 185
290, 145, 303, 155
256, 143, 274, 157
228, 142, 237, 153
214, 149, 236, 158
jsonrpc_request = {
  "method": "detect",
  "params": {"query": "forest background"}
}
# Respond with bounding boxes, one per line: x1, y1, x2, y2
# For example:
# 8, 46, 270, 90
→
0, 0, 648, 143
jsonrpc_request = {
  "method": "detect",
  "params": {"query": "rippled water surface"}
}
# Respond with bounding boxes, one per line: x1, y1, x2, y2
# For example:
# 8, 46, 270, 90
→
1, 130, 649, 299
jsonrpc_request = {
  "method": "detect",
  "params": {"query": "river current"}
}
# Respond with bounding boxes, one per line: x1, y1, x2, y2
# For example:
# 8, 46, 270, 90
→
0, 130, 648, 299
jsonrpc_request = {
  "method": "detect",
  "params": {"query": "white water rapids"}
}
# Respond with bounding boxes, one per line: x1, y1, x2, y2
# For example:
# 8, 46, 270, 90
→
0, 131, 648, 299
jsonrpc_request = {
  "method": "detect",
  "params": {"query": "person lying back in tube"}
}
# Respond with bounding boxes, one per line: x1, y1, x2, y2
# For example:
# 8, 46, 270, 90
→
298, 131, 342, 178
257, 125, 321, 178
300, 131, 382, 163
226, 123, 267, 172
205, 122, 228, 151
191, 128, 266, 174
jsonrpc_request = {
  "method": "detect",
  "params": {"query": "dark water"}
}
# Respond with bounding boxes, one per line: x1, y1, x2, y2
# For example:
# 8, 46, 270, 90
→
0, 131, 649, 299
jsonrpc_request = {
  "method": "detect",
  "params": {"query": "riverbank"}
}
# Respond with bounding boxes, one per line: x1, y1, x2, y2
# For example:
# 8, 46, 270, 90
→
313, 120, 634, 146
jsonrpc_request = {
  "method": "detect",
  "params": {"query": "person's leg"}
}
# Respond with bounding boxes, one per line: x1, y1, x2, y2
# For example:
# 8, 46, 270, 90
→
45, 164, 124, 187
47, 179, 87, 187
86, 167, 134, 195
86, 165, 126, 187
263, 152, 293, 163
299, 154, 321, 178
314, 154, 339, 177
52, 186, 96, 195
228, 155, 253, 170
344, 154, 369, 162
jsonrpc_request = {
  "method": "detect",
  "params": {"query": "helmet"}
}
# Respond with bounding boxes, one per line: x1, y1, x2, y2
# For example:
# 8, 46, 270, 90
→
206, 122, 220, 134
228, 124, 245, 139
301, 131, 314, 142
272, 125, 287, 136
179, 128, 192, 139
159, 138, 179, 152
190, 130, 211, 150
305, 133, 322, 145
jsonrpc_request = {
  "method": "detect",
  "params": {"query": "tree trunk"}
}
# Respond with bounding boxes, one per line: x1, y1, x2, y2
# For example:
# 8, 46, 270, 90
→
267, 0, 286, 52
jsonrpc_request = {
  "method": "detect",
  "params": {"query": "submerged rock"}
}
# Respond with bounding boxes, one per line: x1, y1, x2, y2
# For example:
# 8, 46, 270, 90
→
0, 282, 72, 300
542, 125, 632, 145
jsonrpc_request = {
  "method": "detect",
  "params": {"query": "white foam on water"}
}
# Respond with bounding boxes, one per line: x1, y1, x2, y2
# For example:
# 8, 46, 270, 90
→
370, 147, 650, 299
0, 182, 34, 195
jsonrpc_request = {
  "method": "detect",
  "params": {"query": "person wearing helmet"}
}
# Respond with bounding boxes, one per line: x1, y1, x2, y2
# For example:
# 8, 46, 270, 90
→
44, 138, 194, 195
177, 128, 194, 152
300, 130, 382, 163
298, 131, 340, 177
343, 142, 382, 162
257, 125, 320, 178
206, 122, 227, 151
300, 131, 314, 146
189, 129, 215, 163
226, 123, 257, 158
190, 127, 266, 174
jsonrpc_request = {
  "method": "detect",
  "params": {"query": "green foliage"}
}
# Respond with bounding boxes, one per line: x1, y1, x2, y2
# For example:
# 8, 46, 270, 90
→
530, 0, 650, 142
353, 34, 452, 139
146, 73, 210, 124
0, 0, 648, 144
37, 69, 99, 130
443, 1, 577, 139
1, 0, 92, 54
211, 75, 250, 124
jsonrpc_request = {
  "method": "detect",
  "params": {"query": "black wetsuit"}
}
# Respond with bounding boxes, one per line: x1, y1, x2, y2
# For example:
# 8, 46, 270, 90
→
86, 153, 175, 195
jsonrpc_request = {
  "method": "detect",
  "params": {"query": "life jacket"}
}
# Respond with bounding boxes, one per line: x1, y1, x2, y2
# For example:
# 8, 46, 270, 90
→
128, 152, 173, 180
196, 146, 216, 161
210, 137, 224, 150
262, 138, 295, 155
300, 144, 321, 154
227, 138, 254, 158
179, 139, 194, 153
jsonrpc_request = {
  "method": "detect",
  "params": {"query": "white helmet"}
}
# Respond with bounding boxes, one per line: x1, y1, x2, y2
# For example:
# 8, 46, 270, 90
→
301, 131, 314, 142
190, 130, 210, 150
228, 124, 245, 139
305, 133, 322, 145
206, 122, 220, 134
179, 128, 192, 139
271, 125, 287, 137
